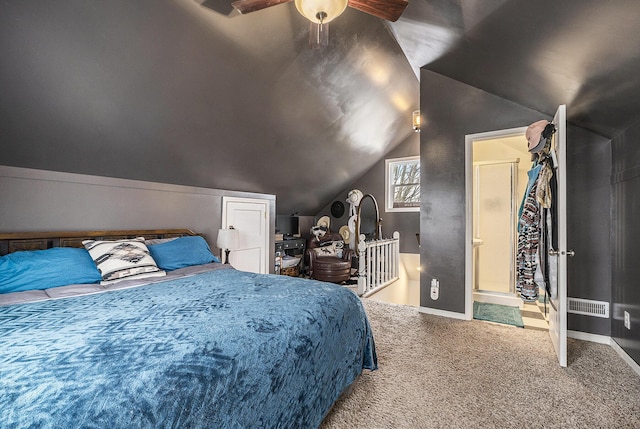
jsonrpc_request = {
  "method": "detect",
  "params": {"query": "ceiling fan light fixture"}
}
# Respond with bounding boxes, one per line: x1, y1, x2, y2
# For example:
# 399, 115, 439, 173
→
294, 0, 348, 24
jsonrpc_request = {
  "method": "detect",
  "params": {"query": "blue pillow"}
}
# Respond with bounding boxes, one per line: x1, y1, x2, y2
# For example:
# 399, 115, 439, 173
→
0, 247, 102, 294
148, 236, 220, 271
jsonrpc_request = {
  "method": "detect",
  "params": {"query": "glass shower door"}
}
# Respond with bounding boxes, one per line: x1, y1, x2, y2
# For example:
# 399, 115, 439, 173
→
473, 160, 518, 294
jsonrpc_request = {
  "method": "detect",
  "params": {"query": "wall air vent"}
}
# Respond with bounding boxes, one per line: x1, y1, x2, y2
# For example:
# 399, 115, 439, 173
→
567, 298, 609, 318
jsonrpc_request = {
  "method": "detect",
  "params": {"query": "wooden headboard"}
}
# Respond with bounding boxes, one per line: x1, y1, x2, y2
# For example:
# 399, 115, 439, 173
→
0, 229, 197, 256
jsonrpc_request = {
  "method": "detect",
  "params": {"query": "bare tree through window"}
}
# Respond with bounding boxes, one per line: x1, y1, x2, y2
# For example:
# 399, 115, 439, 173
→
386, 157, 420, 211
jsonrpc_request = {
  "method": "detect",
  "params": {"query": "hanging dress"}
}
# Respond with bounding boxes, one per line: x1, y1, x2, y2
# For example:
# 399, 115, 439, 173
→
516, 178, 541, 302
517, 122, 557, 303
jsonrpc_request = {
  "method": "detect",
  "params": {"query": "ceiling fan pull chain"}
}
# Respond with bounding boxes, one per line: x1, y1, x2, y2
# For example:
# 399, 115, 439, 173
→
310, 11, 329, 49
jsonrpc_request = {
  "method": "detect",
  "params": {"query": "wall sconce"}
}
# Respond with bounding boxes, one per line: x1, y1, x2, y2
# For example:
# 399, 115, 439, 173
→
217, 227, 239, 264
412, 110, 421, 132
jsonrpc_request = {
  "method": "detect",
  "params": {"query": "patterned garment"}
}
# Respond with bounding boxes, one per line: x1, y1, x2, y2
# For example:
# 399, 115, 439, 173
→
535, 161, 553, 209
516, 180, 541, 302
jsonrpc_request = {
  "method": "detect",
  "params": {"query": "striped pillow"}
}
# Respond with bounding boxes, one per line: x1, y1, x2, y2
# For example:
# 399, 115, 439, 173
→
82, 238, 165, 285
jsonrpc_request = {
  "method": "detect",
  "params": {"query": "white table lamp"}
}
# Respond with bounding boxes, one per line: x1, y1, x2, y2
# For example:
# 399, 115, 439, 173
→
217, 227, 239, 264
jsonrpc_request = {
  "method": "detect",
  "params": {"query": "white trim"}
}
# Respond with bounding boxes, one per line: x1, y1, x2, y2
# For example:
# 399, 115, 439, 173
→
610, 339, 640, 377
466, 127, 529, 142
419, 306, 471, 320
464, 127, 528, 322
548, 104, 568, 368
473, 158, 521, 167
420, 301, 640, 375
222, 196, 270, 274
567, 331, 640, 377
0, 165, 275, 241
0, 165, 275, 201
384, 156, 420, 213
362, 278, 399, 298
567, 330, 611, 345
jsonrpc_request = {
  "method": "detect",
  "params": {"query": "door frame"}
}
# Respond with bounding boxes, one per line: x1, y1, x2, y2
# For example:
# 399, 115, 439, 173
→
464, 126, 528, 320
222, 196, 270, 274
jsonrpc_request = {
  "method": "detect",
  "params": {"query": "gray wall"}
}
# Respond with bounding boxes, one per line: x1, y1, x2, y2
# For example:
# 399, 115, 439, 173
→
420, 70, 612, 336
566, 126, 611, 335
0, 0, 417, 217
315, 132, 420, 254
0, 166, 276, 271
611, 120, 640, 364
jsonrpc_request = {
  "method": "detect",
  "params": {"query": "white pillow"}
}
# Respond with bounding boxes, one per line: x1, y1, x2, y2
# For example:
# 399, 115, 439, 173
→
82, 237, 166, 285
313, 241, 344, 258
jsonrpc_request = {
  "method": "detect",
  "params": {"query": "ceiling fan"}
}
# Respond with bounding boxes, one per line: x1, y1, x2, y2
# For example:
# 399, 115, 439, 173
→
231, 0, 409, 48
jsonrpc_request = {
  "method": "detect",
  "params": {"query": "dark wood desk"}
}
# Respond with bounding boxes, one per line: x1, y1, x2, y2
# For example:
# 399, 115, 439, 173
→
275, 237, 306, 276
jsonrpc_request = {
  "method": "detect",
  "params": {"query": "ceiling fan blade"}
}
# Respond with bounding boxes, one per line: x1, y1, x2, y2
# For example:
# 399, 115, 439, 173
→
347, 0, 408, 22
200, 0, 235, 15
231, 0, 292, 14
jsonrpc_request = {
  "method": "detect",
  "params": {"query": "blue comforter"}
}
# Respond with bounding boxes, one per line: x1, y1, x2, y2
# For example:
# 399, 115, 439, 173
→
0, 267, 376, 428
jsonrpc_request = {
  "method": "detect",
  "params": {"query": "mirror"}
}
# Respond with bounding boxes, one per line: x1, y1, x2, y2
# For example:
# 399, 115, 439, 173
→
356, 194, 381, 251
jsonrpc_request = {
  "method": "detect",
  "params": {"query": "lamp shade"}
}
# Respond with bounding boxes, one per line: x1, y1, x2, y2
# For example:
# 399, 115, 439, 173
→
216, 228, 239, 250
295, 0, 348, 24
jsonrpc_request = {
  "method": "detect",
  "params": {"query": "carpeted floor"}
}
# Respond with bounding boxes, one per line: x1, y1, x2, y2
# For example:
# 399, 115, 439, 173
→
321, 299, 640, 429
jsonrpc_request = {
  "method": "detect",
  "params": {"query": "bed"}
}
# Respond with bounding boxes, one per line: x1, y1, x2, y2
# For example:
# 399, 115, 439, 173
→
0, 229, 376, 429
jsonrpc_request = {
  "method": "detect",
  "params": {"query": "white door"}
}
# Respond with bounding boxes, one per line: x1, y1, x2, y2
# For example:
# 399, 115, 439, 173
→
222, 197, 269, 274
548, 104, 570, 367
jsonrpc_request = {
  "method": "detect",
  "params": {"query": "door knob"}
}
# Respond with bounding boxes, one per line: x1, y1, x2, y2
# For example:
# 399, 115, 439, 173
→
548, 249, 575, 257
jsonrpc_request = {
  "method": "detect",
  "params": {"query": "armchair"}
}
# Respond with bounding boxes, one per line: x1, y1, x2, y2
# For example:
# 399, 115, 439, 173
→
307, 232, 353, 283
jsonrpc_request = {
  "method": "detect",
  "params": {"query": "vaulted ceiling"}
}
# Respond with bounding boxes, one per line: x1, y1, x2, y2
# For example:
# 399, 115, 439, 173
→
394, 0, 640, 138
1, 0, 639, 215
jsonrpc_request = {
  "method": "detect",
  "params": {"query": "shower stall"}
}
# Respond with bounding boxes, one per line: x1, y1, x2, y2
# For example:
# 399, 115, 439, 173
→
472, 159, 522, 307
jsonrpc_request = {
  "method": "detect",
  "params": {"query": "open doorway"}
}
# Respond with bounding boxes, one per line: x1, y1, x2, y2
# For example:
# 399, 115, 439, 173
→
465, 127, 549, 331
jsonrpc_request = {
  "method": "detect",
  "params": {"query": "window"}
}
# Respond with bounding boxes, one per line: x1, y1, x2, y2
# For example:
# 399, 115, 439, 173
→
385, 156, 420, 212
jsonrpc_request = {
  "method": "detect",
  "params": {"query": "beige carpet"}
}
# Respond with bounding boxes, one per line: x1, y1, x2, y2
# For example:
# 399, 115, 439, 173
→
321, 299, 640, 429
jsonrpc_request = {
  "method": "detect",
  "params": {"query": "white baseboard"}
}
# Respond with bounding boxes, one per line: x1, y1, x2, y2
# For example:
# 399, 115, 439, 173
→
567, 330, 640, 377
419, 306, 471, 320
610, 339, 640, 377
567, 330, 611, 345
419, 309, 640, 376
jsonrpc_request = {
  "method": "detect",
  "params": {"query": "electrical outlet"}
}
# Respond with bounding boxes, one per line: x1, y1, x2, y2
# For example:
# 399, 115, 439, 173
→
624, 311, 631, 329
430, 278, 439, 300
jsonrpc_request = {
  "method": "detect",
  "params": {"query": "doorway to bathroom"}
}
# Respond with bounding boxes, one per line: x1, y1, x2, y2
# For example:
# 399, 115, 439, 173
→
465, 106, 568, 367
465, 127, 530, 310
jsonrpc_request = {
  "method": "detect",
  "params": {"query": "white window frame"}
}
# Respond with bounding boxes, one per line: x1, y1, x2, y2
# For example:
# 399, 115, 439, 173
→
385, 156, 420, 213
